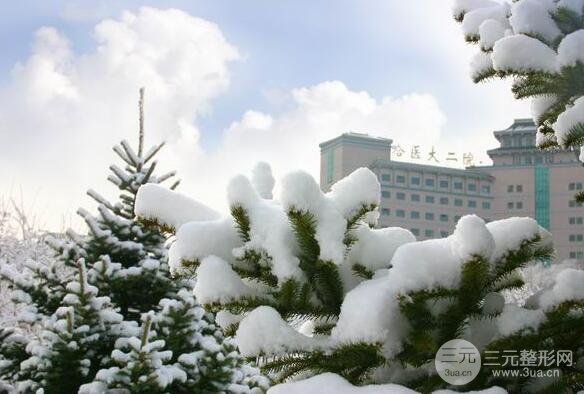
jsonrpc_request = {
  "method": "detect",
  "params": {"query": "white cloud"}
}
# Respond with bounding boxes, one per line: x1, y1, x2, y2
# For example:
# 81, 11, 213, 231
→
177, 80, 447, 212
0, 7, 239, 229
0, 6, 476, 229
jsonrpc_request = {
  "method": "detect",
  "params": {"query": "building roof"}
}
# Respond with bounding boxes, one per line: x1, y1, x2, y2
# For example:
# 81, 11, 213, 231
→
319, 132, 392, 151
493, 118, 536, 138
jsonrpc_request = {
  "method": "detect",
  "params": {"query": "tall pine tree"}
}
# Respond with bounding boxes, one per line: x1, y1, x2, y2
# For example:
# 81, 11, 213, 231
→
0, 89, 268, 393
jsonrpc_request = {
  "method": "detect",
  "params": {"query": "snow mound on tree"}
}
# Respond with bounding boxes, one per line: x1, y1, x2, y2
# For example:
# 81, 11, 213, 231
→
347, 225, 416, 272
557, 30, 584, 69
281, 171, 347, 264
492, 34, 557, 73
168, 218, 241, 275
194, 256, 258, 304
554, 97, 584, 147
229, 174, 303, 282
236, 306, 324, 357
509, 0, 562, 43
332, 216, 549, 357
267, 372, 508, 394
136, 184, 220, 230
251, 161, 276, 199
538, 268, 584, 309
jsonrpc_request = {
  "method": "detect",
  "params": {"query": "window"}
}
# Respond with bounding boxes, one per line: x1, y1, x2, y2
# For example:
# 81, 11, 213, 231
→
468, 200, 477, 208
468, 184, 477, 192
579, 218, 583, 225
411, 176, 421, 185
381, 191, 390, 198
397, 192, 406, 200
516, 185, 523, 193
482, 185, 491, 194
454, 215, 461, 223
441, 231, 449, 238
454, 198, 463, 207
482, 201, 491, 210
507, 202, 514, 209
454, 182, 463, 190
410, 228, 420, 236
570, 200, 583, 208
425, 195, 435, 204
570, 217, 576, 225
516, 201, 523, 209
396, 175, 406, 184
411, 211, 420, 219
440, 197, 449, 205
425, 229, 434, 238
425, 212, 435, 221
411, 194, 420, 202
570, 251, 576, 258
578, 234, 584, 242
507, 185, 514, 193
381, 174, 391, 182
578, 183, 584, 190
440, 214, 448, 222
381, 208, 390, 216
439, 180, 449, 188
570, 234, 576, 242
425, 178, 435, 187
396, 209, 405, 218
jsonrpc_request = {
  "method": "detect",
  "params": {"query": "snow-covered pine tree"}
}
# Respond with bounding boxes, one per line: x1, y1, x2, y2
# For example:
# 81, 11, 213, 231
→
80, 312, 183, 394
137, 163, 584, 392
15, 259, 130, 393
0, 89, 267, 393
453, 0, 584, 196
154, 287, 268, 393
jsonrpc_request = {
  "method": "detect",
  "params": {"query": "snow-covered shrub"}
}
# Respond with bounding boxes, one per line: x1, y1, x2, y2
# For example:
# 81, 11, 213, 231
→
137, 163, 584, 392
453, 0, 584, 170
0, 199, 55, 327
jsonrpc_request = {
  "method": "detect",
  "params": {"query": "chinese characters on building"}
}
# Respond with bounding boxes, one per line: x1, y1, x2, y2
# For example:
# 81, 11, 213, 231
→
390, 143, 476, 167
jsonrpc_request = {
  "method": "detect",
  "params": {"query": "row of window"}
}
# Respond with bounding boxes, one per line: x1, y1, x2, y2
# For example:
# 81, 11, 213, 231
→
569, 217, 584, 225
569, 182, 584, 191
379, 174, 490, 194
569, 200, 584, 208
507, 201, 524, 210
569, 234, 584, 242
381, 191, 490, 209
380, 208, 462, 223
569, 251, 584, 259
507, 184, 524, 193
410, 228, 449, 238
501, 135, 535, 148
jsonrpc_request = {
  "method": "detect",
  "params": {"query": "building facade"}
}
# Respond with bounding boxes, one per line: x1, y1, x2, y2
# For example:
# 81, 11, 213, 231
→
319, 119, 583, 261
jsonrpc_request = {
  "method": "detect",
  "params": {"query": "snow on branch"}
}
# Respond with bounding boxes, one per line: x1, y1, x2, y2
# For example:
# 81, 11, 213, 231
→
135, 184, 221, 233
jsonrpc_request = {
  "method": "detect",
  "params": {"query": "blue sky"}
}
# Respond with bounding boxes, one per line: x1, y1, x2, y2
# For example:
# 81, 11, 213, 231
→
0, 1, 526, 147
0, 0, 531, 229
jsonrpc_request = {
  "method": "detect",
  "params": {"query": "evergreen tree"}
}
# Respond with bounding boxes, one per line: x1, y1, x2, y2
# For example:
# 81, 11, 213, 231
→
17, 259, 129, 394
80, 313, 184, 394
0, 89, 267, 392
155, 287, 268, 393
453, 0, 584, 197
137, 163, 584, 392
